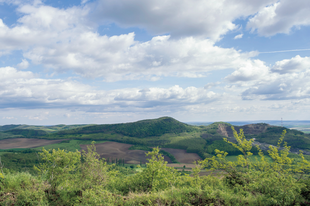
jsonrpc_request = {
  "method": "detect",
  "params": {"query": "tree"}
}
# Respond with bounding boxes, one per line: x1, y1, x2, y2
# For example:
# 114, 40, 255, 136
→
34, 148, 81, 192
200, 126, 310, 205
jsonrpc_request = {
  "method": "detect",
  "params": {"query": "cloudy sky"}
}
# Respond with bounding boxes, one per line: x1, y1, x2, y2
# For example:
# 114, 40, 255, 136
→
0, 0, 310, 125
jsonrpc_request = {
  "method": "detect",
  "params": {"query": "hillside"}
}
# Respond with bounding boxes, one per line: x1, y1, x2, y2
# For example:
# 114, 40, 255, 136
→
55, 116, 196, 138
201, 122, 310, 152
1, 117, 310, 157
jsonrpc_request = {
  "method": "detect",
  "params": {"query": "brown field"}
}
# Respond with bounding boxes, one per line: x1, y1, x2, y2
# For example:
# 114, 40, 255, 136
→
0, 138, 65, 149
167, 163, 197, 169
80, 142, 172, 164
161, 148, 201, 164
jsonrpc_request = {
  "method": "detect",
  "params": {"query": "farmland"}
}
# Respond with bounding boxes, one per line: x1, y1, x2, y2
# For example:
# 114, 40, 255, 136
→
0, 138, 65, 149
160, 148, 201, 163
80, 142, 158, 164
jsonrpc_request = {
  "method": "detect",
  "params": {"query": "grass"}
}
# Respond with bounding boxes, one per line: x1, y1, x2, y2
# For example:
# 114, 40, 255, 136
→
35, 140, 108, 152
225, 155, 273, 162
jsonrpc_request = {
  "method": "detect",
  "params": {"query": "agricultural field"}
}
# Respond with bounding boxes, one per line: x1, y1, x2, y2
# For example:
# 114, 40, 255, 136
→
0, 138, 65, 149
160, 148, 201, 163
80, 142, 171, 164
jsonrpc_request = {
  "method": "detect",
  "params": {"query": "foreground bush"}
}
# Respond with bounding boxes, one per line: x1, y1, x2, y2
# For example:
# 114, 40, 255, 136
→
1, 130, 310, 205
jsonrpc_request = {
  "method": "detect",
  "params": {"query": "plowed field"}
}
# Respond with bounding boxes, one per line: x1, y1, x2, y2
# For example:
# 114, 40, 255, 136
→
0, 138, 65, 149
80, 142, 172, 164
161, 148, 201, 163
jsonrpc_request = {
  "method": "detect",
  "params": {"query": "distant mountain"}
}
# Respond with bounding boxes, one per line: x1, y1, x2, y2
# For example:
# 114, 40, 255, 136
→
188, 120, 310, 132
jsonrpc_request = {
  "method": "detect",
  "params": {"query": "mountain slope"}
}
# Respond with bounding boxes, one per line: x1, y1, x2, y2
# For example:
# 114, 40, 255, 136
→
55, 116, 196, 138
201, 122, 310, 151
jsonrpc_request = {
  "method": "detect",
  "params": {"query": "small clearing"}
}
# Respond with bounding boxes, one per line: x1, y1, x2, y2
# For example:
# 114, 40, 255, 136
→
0, 138, 65, 149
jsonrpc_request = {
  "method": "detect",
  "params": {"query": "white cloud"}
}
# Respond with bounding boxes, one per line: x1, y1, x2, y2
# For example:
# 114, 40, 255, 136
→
241, 72, 310, 100
271, 55, 310, 74
0, 4, 90, 51
90, 0, 276, 40
25, 34, 260, 81
234, 34, 243, 39
247, 0, 310, 36
231, 55, 310, 100
225, 60, 270, 82
0, 67, 220, 111
0, 0, 279, 83
17, 59, 29, 69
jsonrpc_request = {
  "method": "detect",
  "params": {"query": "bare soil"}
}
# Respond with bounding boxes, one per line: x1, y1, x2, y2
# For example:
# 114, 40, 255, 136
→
80, 142, 172, 164
161, 148, 201, 164
167, 163, 197, 169
0, 138, 65, 149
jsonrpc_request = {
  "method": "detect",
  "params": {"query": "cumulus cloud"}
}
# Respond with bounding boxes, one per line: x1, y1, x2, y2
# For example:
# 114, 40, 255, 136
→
271, 55, 310, 74
241, 72, 310, 100
0, 4, 90, 51
225, 60, 270, 82
25, 34, 259, 81
247, 0, 310, 36
0, 2, 272, 82
0, 67, 220, 111
91, 0, 276, 40
236, 55, 310, 100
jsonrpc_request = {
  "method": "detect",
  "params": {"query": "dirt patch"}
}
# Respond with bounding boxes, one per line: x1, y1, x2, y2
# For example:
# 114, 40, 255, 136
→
80, 142, 171, 164
0, 138, 65, 149
161, 148, 201, 164
167, 163, 197, 169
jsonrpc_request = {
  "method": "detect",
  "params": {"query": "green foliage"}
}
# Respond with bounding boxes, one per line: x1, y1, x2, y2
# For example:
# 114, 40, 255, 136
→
201, 127, 310, 205
34, 148, 81, 191
79, 142, 112, 190
129, 145, 179, 163
165, 138, 207, 158
0, 172, 48, 205
35, 139, 107, 152
128, 145, 152, 151
55, 116, 196, 138
0, 152, 40, 174
159, 150, 179, 163
3, 129, 48, 137
251, 126, 310, 150
4, 122, 310, 205
109, 148, 180, 195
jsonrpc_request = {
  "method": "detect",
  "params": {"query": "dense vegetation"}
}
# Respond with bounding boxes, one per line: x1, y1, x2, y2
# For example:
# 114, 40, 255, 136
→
1, 129, 310, 205
54, 116, 196, 138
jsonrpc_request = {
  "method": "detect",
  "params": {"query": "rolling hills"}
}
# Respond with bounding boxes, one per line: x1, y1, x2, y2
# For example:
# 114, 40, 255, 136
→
1, 116, 310, 158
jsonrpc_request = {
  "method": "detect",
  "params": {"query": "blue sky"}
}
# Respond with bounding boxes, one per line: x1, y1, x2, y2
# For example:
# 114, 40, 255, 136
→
0, 0, 310, 125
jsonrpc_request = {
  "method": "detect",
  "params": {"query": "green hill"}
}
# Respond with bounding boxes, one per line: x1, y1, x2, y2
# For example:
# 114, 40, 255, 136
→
56, 116, 195, 138
201, 122, 310, 151
1, 117, 310, 156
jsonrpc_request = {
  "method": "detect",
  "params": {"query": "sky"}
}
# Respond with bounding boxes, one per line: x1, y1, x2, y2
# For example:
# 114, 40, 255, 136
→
0, 0, 310, 125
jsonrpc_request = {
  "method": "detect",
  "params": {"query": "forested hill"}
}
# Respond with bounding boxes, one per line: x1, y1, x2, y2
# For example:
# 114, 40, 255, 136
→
55, 116, 196, 138
201, 122, 310, 151
1, 117, 310, 153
